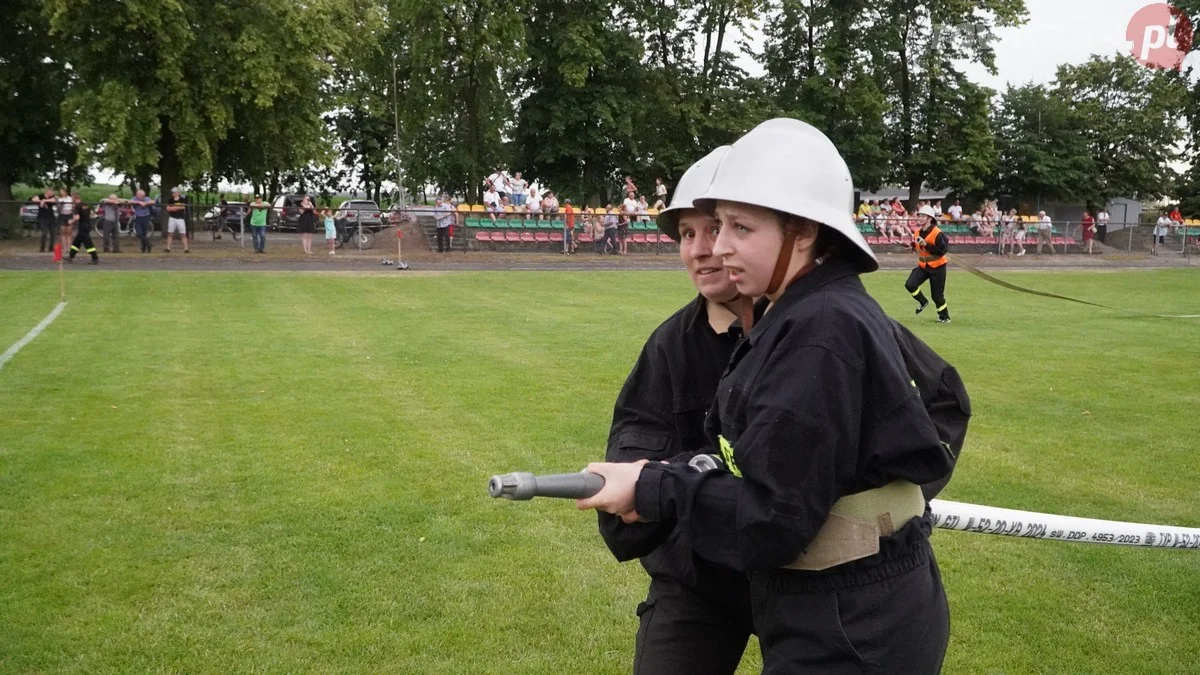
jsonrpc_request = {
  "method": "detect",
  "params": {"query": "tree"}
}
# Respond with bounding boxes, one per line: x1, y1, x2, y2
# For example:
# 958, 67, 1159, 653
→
759, 0, 890, 191
514, 0, 648, 203
45, 0, 353, 194
1053, 54, 1187, 203
0, 0, 66, 202
991, 83, 1096, 206
387, 0, 524, 201
874, 0, 1028, 207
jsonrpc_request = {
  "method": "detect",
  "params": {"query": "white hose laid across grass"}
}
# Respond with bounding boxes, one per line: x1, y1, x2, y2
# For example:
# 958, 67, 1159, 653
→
931, 499, 1200, 549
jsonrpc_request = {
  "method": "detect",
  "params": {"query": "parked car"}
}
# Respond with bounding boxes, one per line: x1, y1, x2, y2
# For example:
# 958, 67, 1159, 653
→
204, 201, 248, 229
268, 194, 313, 231
334, 199, 384, 232
20, 200, 38, 225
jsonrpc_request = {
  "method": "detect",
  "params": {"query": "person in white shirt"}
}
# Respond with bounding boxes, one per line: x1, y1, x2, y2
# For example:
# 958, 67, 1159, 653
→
485, 171, 510, 200
932, 201, 943, 219
1153, 214, 1172, 255
637, 195, 650, 222
527, 189, 543, 219
947, 201, 963, 221
1037, 211, 1055, 254
509, 172, 528, 208
483, 186, 501, 222
653, 178, 668, 209
620, 194, 639, 254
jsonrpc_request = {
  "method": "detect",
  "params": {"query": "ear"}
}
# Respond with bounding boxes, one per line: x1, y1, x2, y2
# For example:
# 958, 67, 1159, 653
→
791, 219, 820, 253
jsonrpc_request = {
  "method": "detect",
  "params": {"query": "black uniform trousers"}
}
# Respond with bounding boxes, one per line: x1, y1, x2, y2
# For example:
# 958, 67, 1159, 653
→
634, 568, 754, 675
435, 226, 450, 252
905, 265, 949, 319
70, 226, 98, 262
751, 520, 949, 675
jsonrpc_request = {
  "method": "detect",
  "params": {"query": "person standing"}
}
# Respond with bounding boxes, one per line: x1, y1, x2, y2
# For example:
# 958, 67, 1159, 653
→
906, 204, 952, 323
597, 204, 619, 254
130, 190, 155, 253
324, 208, 337, 255
621, 192, 639, 254
56, 188, 75, 252
297, 194, 316, 254
509, 172, 528, 208
579, 119, 953, 674
1153, 213, 1172, 255
35, 188, 58, 253
1036, 211, 1054, 254
1080, 210, 1096, 255
248, 195, 269, 253
562, 199, 576, 254
164, 187, 190, 253
597, 146, 756, 675
1097, 208, 1110, 240
99, 194, 123, 253
434, 194, 454, 253
68, 194, 99, 264
653, 177, 668, 209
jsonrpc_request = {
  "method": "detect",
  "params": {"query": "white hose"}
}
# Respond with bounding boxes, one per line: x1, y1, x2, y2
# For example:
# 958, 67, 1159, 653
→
930, 499, 1200, 549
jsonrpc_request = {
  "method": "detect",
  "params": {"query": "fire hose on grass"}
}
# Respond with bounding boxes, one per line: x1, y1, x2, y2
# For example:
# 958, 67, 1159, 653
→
487, 470, 1200, 550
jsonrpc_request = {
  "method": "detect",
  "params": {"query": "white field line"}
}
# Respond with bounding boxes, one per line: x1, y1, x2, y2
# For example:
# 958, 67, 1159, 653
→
0, 301, 66, 371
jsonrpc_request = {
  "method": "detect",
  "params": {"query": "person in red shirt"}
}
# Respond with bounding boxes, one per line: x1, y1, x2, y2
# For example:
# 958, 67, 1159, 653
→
1169, 206, 1184, 235
891, 198, 907, 217
562, 199, 577, 254
1080, 210, 1096, 255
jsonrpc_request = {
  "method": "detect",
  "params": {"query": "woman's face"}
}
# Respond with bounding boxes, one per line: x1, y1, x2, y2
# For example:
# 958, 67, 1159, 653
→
712, 201, 788, 298
677, 210, 738, 303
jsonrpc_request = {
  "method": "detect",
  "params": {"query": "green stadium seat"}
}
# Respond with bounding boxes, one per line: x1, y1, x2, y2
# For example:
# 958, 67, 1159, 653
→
539, 219, 555, 230
466, 217, 482, 228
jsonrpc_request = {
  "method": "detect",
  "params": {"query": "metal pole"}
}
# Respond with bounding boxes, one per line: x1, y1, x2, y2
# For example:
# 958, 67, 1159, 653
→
392, 56, 404, 206
356, 211, 362, 251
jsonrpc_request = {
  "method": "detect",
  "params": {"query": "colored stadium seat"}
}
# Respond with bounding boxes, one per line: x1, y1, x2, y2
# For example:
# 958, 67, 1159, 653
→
631, 233, 647, 244
867, 236, 881, 245
519, 231, 535, 242
577, 233, 594, 243
534, 232, 550, 242
550, 232, 563, 242
474, 231, 491, 242
504, 231, 520, 242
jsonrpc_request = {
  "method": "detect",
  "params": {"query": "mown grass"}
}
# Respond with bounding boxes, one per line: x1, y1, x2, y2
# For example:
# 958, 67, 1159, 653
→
0, 269, 1198, 673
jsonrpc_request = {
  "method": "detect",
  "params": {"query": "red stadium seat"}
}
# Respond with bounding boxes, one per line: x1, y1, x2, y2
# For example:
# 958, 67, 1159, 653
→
474, 231, 491, 242
645, 233, 659, 244
519, 231, 535, 242
631, 233, 647, 244
534, 232, 550, 242
577, 233, 594, 243
550, 232, 564, 242
867, 236, 880, 245
505, 231, 521, 242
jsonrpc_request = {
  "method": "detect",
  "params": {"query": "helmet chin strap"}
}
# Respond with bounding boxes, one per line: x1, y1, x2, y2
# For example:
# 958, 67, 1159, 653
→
743, 226, 822, 333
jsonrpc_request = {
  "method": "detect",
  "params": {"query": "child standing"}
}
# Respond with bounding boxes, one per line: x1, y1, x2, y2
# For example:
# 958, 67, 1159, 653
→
324, 209, 337, 255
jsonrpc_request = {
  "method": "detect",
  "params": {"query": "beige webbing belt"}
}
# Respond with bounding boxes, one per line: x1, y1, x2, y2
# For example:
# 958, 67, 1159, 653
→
784, 481, 926, 571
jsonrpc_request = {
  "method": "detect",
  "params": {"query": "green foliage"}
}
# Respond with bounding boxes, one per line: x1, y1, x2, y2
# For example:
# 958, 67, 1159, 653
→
44, 0, 353, 192
874, 0, 1028, 204
991, 84, 1097, 205
1053, 55, 1188, 204
388, 0, 525, 201
0, 0, 71, 199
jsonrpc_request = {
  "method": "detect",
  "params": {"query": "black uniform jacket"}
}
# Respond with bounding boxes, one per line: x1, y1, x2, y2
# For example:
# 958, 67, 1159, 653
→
598, 295, 740, 584
634, 258, 953, 572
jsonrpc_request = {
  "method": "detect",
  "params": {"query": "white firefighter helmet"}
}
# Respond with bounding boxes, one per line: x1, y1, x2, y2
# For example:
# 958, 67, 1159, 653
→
692, 118, 878, 273
656, 146, 731, 242
917, 205, 937, 221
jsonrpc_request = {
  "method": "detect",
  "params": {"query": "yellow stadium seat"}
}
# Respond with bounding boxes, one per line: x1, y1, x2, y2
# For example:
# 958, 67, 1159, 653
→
457, 203, 471, 213
647, 208, 660, 217
470, 204, 485, 213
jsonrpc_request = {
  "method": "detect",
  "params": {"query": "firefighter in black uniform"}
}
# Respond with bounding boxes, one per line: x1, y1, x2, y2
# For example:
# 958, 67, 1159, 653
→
598, 146, 754, 674
580, 119, 953, 674
906, 205, 950, 323
68, 194, 99, 264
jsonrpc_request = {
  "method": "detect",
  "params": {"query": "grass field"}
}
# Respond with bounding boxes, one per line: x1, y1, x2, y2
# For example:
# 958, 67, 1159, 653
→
1, 268, 1198, 673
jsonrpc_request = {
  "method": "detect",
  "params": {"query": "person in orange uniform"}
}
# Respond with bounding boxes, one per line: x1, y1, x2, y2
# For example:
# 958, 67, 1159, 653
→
905, 204, 951, 323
